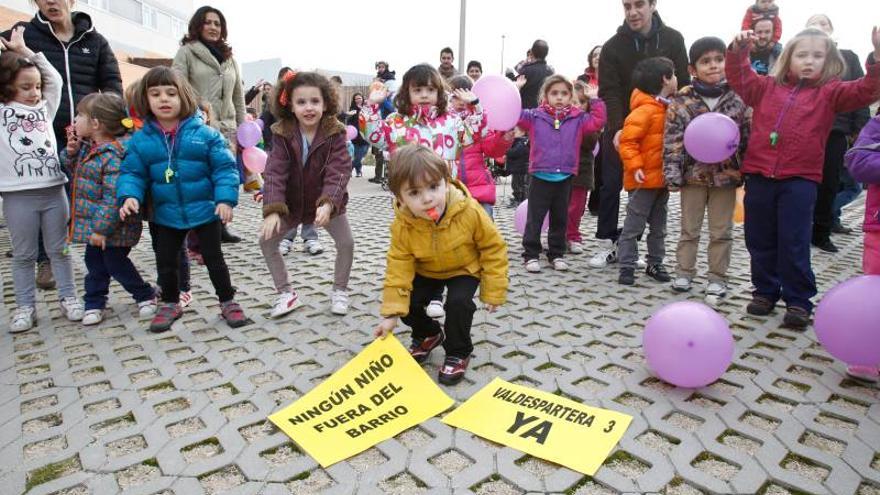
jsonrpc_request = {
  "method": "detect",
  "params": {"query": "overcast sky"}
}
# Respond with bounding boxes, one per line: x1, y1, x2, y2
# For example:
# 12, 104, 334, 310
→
211, 0, 877, 80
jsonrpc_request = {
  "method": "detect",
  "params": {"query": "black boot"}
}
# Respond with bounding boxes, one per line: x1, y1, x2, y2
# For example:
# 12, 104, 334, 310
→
221, 225, 242, 243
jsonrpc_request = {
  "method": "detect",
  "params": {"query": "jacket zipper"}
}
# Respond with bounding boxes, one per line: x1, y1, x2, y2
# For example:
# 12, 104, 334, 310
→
162, 128, 189, 226
46, 18, 90, 128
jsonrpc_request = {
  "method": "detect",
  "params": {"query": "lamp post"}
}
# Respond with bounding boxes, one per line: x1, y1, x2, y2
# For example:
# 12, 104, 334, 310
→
501, 34, 506, 74
458, 0, 466, 73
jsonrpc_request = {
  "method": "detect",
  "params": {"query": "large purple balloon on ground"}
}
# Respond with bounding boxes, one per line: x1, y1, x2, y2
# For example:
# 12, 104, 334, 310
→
683, 113, 740, 164
814, 276, 880, 366
472, 74, 522, 131
643, 302, 734, 388
513, 200, 548, 236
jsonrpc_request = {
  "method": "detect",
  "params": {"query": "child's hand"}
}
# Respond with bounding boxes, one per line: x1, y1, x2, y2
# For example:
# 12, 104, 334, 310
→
215, 203, 233, 224
486, 304, 498, 313
314, 203, 332, 227
872, 26, 880, 56
89, 233, 107, 250
585, 85, 599, 100
515, 74, 527, 89
634, 169, 646, 184
0, 27, 34, 57
732, 30, 756, 50
374, 317, 398, 339
452, 89, 478, 104
252, 191, 263, 203
119, 198, 139, 220
613, 130, 622, 151
368, 88, 389, 105
260, 213, 281, 240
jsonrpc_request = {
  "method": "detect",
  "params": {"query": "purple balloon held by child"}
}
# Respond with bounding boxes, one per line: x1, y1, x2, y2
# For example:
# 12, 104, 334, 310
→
683, 113, 740, 164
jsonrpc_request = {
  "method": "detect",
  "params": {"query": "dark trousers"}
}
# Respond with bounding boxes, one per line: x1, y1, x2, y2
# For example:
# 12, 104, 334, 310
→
812, 131, 847, 243
372, 146, 385, 179
402, 274, 479, 359
153, 221, 233, 304
588, 139, 602, 216
149, 222, 190, 292
832, 156, 863, 226
353, 143, 369, 174
523, 176, 572, 260
84, 245, 154, 310
511, 173, 530, 202
597, 131, 623, 240
744, 174, 818, 311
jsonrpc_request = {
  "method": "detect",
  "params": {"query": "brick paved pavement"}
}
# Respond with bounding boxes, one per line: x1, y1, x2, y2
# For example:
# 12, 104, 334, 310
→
1, 177, 878, 495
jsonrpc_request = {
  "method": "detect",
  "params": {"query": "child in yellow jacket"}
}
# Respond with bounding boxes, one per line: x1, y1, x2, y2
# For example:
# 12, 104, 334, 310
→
618, 56, 678, 286
374, 145, 508, 385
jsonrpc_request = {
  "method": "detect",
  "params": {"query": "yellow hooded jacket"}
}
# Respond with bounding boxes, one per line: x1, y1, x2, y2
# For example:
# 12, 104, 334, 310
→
381, 180, 509, 317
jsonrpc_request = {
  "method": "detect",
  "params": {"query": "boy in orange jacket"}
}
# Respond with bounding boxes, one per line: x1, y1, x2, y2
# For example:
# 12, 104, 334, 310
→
618, 57, 678, 286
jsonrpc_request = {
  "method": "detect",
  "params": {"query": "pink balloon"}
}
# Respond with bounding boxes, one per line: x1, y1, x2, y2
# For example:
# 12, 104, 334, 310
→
472, 74, 522, 131
643, 302, 734, 388
345, 125, 358, 141
683, 112, 740, 164
242, 146, 267, 174
237, 121, 262, 148
814, 276, 880, 366
513, 200, 549, 236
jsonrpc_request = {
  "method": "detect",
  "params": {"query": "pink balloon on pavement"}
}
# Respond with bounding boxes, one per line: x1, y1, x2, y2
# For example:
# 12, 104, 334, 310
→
345, 125, 358, 141
237, 121, 262, 148
643, 302, 734, 388
683, 112, 740, 164
814, 275, 880, 366
513, 200, 549, 236
472, 74, 522, 131
242, 146, 267, 174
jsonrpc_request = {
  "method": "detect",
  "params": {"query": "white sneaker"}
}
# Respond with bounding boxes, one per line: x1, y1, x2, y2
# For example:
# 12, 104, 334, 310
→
271, 290, 302, 318
180, 291, 193, 308
138, 298, 158, 318
426, 300, 445, 319
568, 242, 584, 254
9, 306, 36, 333
672, 277, 692, 292
278, 238, 293, 256
524, 259, 542, 273
60, 297, 84, 321
330, 290, 349, 315
82, 309, 103, 326
705, 281, 728, 297
637, 258, 648, 270
589, 240, 618, 268
304, 239, 324, 255
552, 258, 569, 271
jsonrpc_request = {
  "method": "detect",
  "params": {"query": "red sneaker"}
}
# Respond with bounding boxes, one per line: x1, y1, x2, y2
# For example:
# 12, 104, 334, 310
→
438, 356, 470, 385
220, 300, 249, 328
409, 331, 445, 363
149, 303, 182, 333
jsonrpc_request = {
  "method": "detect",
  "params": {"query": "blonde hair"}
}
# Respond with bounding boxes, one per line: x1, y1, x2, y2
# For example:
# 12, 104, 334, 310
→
771, 28, 845, 86
539, 75, 573, 104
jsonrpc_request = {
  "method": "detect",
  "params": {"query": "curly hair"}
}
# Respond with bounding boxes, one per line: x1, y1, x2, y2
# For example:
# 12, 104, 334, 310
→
271, 71, 340, 127
181, 6, 232, 60
394, 64, 448, 116
0, 51, 40, 103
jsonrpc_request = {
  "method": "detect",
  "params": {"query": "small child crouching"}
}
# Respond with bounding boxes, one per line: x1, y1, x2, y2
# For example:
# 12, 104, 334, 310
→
374, 146, 508, 385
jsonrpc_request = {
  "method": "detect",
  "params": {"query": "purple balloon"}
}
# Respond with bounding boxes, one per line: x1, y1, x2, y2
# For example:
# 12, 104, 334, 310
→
345, 125, 358, 142
237, 121, 262, 148
814, 276, 880, 366
683, 112, 740, 164
513, 200, 548, 236
643, 302, 734, 388
255, 118, 265, 130
472, 74, 522, 131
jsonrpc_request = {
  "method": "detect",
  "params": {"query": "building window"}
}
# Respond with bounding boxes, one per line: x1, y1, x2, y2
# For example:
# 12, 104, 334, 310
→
109, 0, 142, 24
82, 0, 110, 10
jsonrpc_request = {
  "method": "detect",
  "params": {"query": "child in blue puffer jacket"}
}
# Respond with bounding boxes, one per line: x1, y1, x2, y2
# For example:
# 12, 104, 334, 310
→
117, 66, 248, 333
64, 93, 156, 327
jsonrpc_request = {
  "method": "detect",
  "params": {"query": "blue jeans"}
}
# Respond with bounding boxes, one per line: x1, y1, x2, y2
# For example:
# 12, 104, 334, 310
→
353, 143, 369, 175
284, 223, 318, 242
832, 164, 862, 227
744, 174, 818, 311
84, 245, 155, 310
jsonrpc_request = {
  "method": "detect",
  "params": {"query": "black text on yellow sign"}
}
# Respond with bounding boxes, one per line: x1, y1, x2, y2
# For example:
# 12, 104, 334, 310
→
442, 377, 632, 475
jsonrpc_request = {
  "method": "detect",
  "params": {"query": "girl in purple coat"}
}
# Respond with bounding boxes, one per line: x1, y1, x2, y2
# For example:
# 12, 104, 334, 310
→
843, 113, 880, 382
516, 75, 606, 273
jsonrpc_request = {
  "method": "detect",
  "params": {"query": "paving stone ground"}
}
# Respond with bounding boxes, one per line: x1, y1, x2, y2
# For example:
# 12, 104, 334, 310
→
1, 172, 878, 495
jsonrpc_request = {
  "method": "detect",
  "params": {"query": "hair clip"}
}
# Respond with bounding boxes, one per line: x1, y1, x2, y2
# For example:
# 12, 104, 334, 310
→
279, 70, 297, 107
121, 117, 134, 129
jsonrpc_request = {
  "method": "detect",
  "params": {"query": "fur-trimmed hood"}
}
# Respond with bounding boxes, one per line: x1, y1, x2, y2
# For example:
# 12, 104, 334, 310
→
270, 115, 345, 140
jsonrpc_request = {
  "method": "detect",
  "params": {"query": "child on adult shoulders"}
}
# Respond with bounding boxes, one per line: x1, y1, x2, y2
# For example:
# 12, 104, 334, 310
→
617, 57, 678, 286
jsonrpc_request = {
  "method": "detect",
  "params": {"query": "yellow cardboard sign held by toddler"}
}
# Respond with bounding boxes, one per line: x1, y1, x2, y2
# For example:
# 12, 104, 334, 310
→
269, 335, 454, 467
443, 377, 632, 475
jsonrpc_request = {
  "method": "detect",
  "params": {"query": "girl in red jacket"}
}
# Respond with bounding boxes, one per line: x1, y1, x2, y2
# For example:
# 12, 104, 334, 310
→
727, 27, 880, 329
259, 72, 354, 318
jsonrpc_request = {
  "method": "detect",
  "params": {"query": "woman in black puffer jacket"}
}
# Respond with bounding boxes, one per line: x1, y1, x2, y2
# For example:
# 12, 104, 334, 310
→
3, 2, 122, 149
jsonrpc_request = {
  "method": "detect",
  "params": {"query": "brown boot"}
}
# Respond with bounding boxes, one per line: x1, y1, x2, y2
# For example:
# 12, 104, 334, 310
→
36, 261, 56, 290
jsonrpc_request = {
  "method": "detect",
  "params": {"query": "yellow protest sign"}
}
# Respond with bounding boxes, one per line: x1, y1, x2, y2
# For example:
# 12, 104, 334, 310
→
442, 377, 632, 475
269, 335, 454, 467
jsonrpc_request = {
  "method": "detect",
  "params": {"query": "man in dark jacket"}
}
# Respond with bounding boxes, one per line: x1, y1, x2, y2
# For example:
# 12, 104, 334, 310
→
517, 40, 554, 110
3, 7, 122, 150
592, 0, 689, 268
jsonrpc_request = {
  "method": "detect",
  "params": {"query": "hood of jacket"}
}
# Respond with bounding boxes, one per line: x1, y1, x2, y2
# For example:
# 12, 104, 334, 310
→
617, 12, 665, 51
271, 115, 345, 142
32, 10, 95, 39
394, 180, 471, 229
